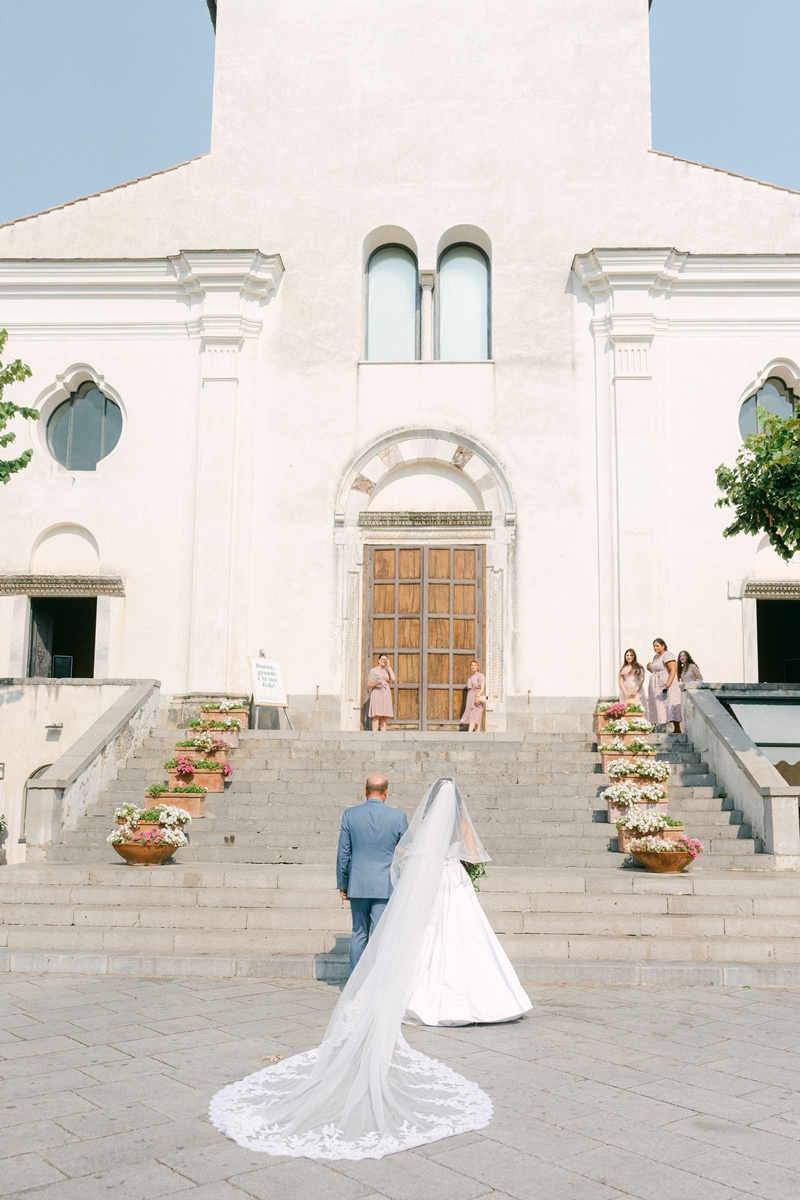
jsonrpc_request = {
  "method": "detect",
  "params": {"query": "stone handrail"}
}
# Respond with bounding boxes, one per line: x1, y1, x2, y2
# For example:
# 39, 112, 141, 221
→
682, 684, 800, 869
24, 681, 160, 861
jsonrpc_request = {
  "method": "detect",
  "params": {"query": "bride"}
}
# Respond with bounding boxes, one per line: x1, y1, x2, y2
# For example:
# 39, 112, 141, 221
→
209, 777, 530, 1160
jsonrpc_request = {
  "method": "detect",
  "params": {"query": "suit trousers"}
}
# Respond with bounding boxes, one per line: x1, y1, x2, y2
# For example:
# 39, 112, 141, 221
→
348, 897, 388, 971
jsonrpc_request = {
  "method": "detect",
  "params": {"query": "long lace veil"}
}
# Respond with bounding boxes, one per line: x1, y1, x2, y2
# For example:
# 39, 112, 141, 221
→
209, 777, 493, 1159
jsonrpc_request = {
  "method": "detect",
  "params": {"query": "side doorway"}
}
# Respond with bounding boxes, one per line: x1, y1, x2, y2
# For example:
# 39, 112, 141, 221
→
363, 544, 485, 730
757, 599, 800, 682
28, 598, 97, 678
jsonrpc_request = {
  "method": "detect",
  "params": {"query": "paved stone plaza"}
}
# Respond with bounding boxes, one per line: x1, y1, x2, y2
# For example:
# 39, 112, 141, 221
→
2, 977, 800, 1199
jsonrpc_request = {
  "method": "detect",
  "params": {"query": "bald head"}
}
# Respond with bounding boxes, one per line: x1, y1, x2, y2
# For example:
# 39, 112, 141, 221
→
365, 774, 389, 801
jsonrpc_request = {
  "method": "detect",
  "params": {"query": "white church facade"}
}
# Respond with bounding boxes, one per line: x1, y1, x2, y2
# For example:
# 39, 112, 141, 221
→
2, 0, 800, 731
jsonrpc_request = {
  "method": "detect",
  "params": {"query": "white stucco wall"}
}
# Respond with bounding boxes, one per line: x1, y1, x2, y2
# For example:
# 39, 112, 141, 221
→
1, 0, 800, 722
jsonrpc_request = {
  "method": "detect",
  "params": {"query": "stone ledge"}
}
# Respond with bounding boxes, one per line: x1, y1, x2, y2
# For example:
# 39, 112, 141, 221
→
4, 948, 800, 987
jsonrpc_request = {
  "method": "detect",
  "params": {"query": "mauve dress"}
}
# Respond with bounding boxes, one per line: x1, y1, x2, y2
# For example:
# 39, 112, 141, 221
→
647, 651, 681, 725
460, 672, 486, 725
368, 666, 394, 719
619, 665, 645, 705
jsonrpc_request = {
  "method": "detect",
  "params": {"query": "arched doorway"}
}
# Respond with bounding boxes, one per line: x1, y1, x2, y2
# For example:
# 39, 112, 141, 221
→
335, 431, 514, 730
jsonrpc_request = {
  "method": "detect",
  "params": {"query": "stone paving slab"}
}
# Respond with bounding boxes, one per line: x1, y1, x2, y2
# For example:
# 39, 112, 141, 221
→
2, 977, 800, 1198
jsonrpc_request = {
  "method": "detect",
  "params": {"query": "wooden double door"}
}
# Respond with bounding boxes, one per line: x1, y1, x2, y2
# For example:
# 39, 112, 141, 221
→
364, 544, 485, 730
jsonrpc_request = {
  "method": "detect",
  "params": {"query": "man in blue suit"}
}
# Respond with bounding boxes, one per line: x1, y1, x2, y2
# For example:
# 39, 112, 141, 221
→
336, 773, 408, 971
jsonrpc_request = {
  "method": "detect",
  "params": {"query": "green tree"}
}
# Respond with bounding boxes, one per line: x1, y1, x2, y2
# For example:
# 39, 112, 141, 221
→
716, 408, 800, 561
0, 329, 36, 485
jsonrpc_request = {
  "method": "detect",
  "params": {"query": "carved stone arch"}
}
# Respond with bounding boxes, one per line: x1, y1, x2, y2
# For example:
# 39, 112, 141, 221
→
30, 524, 101, 574
32, 363, 126, 468
335, 428, 514, 526
335, 429, 515, 730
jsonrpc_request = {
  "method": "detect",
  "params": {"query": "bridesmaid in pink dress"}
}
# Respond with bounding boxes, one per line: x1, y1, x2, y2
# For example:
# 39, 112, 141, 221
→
461, 660, 486, 732
367, 654, 395, 732
646, 638, 681, 732
618, 648, 645, 706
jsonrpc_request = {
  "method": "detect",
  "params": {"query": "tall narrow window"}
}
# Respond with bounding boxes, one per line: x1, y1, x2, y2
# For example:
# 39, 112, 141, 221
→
47, 381, 122, 471
739, 376, 797, 438
437, 244, 490, 361
366, 246, 419, 361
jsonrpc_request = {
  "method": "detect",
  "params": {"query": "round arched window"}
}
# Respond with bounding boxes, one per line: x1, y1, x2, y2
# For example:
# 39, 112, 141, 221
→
46, 382, 122, 471
739, 376, 797, 438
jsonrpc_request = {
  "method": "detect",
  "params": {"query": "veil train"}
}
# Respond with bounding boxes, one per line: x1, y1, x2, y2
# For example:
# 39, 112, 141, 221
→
208, 778, 493, 1160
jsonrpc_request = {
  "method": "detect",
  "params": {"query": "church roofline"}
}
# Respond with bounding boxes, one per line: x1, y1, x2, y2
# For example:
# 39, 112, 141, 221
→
649, 148, 800, 197
0, 154, 208, 230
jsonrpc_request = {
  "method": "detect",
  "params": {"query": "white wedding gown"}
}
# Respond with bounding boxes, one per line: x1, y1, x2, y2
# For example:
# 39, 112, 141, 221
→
405, 857, 532, 1027
209, 779, 517, 1160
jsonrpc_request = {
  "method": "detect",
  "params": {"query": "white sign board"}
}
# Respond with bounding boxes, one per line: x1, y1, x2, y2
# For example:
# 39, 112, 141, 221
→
249, 657, 288, 707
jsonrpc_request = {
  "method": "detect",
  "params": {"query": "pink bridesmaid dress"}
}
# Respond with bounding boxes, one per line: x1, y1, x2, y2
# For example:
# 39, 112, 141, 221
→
460, 672, 486, 725
647, 651, 681, 726
368, 666, 394, 719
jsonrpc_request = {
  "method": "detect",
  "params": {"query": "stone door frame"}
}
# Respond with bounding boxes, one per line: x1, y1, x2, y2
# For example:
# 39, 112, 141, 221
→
334, 429, 515, 731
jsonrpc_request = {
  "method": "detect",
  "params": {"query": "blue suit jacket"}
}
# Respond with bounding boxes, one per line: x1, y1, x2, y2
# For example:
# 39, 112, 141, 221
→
336, 799, 409, 899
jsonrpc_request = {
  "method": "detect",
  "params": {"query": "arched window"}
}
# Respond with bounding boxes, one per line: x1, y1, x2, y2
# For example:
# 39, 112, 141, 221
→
46, 381, 122, 471
437, 244, 490, 361
739, 376, 798, 438
366, 246, 419, 361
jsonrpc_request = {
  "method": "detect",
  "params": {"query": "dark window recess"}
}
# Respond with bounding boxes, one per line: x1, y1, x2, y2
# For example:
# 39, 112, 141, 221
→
46, 382, 122, 471
28, 598, 97, 678
757, 599, 800, 683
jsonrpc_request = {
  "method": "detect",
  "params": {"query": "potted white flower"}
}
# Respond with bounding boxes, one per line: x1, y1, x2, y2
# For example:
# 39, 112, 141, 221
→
603, 781, 667, 823
614, 806, 685, 853
108, 804, 192, 865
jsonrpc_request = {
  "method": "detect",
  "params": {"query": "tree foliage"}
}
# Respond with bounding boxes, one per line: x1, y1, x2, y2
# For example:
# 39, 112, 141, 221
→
716, 408, 800, 561
0, 329, 37, 485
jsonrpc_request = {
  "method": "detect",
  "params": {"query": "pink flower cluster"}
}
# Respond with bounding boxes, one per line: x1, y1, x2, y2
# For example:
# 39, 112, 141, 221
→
673, 837, 704, 859
604, 702, 631, 720
174, 756, 196, 777
222, 762, 233, 778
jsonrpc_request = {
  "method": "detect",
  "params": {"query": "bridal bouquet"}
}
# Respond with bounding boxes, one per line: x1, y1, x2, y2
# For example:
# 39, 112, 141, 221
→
461, 861, 487, 891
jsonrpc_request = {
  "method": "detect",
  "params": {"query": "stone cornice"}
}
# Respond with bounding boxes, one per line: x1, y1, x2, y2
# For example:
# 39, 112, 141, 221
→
574, 248, 800, 302
0, 575, 125, 597
0, 250, 284, 307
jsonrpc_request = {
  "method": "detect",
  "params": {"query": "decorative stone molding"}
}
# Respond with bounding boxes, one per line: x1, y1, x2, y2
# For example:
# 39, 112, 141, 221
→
344, 571, 361, 703
358, 511, 492, 528
744, 581, 800, 599
611, 337, 653, 380
486, 568, 504, 701
0, 575, 125, 597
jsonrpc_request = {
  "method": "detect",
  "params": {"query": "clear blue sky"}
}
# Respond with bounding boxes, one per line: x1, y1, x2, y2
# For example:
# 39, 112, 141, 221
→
1, 1, 800, 224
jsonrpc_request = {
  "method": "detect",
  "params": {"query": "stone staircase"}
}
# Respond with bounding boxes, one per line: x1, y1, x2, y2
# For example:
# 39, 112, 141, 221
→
2, 718, 798, 985
50, 728, 769, 869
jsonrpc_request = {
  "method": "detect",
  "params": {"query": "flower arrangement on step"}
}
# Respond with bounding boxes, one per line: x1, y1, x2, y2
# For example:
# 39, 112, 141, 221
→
199, 700, 249, 727
602, 737, 655, 758
174, 731, 231, 761
598, 717, 655, 746
189, 715, 242, 747
604, 781, 667, 822
108, 804, 191, 865
143, 780, 207, 817
164, 755, 231, 793
593, 701, 646, 731
628, 835, 704, 873
606, 759, 670, 782
615, 807, 685, 853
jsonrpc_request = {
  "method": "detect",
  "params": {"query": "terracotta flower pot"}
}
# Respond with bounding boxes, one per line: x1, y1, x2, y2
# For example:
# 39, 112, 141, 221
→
204, 727, 240, 748
609, 774, 669, 792
600, 751, 657, 773
631, 850, 694, 873
593, 710, 645, 732
616, 825, 684, 853
607, 799, 668, 824
201, 707, 249, 728
142, 792, 206, 818
173, 745, 229, 762
168, 768, 224, 793
598, 729, 654, 746
112, 843, 176, 866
